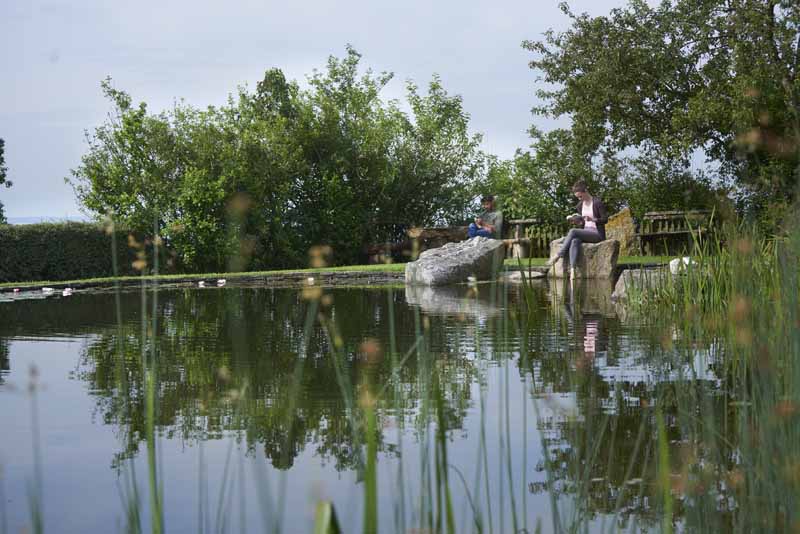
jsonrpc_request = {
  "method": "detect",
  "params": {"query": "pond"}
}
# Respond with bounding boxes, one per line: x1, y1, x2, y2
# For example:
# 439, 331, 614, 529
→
0, 280, 726, 533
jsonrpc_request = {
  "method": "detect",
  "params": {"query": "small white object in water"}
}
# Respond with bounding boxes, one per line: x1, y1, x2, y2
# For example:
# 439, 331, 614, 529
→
62, 288, 73, 297
307, 277, 315, 285
669, 256, 694, 275
217, 279, 226, 287
198, 281, 205, 288
13, 288, 20, 293
42, 287, 54, 294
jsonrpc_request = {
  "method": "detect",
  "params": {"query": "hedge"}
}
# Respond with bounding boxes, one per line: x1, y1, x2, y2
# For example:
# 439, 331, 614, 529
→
0, 222, 166, 283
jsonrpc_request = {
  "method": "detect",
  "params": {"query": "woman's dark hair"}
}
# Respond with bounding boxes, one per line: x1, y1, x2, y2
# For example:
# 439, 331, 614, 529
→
480, 195, 494, 202
572, 181, 588, 193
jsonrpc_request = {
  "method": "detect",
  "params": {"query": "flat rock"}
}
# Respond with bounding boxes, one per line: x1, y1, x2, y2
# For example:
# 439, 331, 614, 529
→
611, 268, 669, 302
547, 239, 620, 279
405, 236, 506, 286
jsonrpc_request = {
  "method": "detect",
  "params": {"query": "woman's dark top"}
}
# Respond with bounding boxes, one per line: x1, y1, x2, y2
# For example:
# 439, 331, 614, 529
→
575, 197, 608, 240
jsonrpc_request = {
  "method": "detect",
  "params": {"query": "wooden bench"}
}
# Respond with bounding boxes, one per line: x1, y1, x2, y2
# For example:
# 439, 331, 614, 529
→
504, 219, 539, 258
504, 219, 571, 258
636, 210, 713, 255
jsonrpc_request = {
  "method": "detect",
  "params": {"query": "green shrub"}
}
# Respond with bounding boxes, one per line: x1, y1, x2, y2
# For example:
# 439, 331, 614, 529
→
0, 222, 161, 283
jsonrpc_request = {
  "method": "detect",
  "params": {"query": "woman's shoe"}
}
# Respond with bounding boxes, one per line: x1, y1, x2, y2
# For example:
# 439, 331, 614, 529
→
569, 267, 577, 280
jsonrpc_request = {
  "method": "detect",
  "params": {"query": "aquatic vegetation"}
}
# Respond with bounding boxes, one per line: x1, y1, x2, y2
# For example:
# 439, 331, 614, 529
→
2, 214, 799, 532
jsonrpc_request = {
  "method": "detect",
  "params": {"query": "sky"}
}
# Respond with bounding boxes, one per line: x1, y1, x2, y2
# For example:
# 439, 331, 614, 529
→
0, 0, 628, 221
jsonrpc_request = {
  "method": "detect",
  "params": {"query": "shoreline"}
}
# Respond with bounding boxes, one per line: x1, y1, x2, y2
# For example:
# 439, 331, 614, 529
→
0, 257, 668, 296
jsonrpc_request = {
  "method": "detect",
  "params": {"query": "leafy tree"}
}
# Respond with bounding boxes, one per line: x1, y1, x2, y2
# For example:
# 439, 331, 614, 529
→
70, 48, 484, 272
71, 79, 184, 237
524, 0, 800, 225
485, 128, 628, 223
0, 138, 12, 224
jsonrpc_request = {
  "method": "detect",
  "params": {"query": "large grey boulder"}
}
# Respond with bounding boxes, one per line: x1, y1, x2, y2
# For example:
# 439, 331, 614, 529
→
547, 239, 620, 279
611, 268, 669, 302
405, 237, 506, 286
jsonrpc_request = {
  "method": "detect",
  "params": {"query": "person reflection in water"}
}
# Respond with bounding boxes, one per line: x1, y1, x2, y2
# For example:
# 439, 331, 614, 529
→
562, 285, 606, 369
583, 318, 599, 355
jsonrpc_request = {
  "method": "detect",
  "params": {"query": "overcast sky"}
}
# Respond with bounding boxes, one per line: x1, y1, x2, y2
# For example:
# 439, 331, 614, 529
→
1, 0, 628, 220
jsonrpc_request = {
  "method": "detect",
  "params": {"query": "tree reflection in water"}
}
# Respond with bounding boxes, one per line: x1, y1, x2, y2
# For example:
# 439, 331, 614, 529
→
0, 281, 739, 531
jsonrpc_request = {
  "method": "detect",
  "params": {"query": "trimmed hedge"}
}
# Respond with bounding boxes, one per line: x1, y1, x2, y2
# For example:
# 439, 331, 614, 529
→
0, 222, 163, 283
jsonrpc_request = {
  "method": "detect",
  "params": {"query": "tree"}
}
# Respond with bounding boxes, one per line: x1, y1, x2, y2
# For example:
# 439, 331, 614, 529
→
70, 79, 184, 236
485, 128, 628, 223
0, 138, 12, 224
70, 48, 485, 272
524, 0, 800, 225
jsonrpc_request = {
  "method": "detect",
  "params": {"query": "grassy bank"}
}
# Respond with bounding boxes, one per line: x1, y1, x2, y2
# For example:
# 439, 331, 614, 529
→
0, 263, 408, 291
0, 256, 673, 291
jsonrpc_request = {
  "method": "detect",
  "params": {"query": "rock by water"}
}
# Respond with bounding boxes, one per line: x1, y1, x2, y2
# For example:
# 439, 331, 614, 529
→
611, 268, 669, 302
405, 237, 506, 286
547, 239, 620, 279
605, 208, 637, 256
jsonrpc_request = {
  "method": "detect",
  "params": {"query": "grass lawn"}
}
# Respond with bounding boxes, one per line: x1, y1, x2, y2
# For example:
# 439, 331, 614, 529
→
1, 256, 673, 290
0, 262, 407, 290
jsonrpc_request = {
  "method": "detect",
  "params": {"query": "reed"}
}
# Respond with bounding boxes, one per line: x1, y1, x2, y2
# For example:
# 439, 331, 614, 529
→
12, 209, 800, 533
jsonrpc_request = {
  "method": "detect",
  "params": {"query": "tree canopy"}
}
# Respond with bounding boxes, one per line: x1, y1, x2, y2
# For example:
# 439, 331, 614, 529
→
523, 0, 800, 225
70, 47, 484, 272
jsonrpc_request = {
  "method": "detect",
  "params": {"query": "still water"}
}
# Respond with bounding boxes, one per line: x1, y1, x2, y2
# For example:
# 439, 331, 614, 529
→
0, 281, 717, 533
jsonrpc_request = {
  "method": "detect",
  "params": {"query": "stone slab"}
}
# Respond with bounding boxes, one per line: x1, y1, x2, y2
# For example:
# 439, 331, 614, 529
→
405, 236, 506, 286
547, 238, 620, 279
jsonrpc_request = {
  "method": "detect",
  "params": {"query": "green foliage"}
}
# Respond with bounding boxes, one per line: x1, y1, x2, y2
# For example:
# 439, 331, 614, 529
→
0, 138, 12, 224
70, 47, 483, 272
485, 128, 628, 222
486, 131, 720, 226
524, 0, 800, 226
0, 222, 145, 283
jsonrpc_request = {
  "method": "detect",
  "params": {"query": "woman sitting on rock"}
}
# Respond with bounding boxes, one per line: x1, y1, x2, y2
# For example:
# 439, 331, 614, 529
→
545, 181, 608, 278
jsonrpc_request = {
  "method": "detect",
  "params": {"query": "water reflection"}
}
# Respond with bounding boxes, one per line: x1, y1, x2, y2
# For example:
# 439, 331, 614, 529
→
0, 283, 733, 532
0, 338, 8, 384
404, 283, 502, 318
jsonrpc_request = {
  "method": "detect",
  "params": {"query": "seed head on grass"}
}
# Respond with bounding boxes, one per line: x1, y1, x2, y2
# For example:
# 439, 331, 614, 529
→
358, 338, 382, 364
302, 286, 322, 301
216, 366, 231, 383
774, 400, 798, 419
308, 245, 333, 269
734, 238, 754, 255
730, 295, 751, 323
358, 385, 376, 411
28, 364, 40, 394
103, 215, 115, 236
